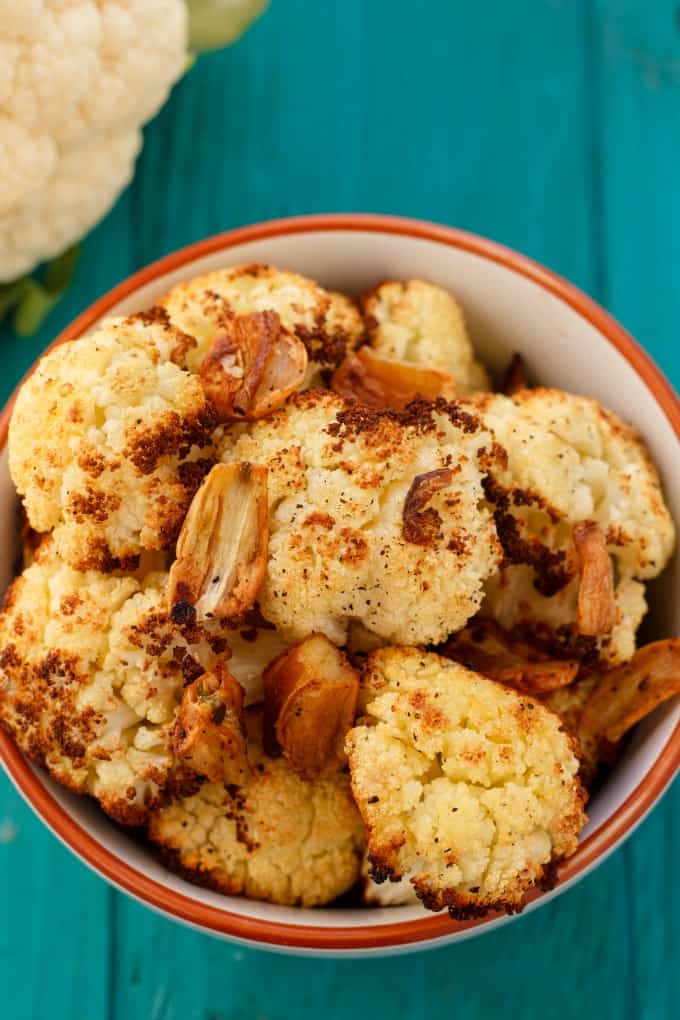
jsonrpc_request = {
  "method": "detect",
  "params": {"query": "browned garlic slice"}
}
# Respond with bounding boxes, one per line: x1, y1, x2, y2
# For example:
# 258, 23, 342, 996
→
574, 521, 617, 636
200, 310, 307, 421
263, 633, 359, 778
331, 345, 457, 410
171, 663, 251, 785
168, 462, 268, 623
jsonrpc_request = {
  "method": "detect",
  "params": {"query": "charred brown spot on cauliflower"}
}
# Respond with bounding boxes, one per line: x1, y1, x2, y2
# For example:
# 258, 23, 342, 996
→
472, 388, 675, 665
9, 315, 216, 572
218, 390, 502, 646
159, 263, 364, 380
361, 280, 490, 394
147, 710, 365, 907
346, 648, 587, 919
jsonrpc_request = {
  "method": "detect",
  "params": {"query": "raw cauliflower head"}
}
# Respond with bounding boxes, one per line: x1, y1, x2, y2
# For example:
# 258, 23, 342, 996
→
148, 709, 365, 907
159, 263, 364, 379
0, 543, 236, 825
9, 315, 216, 571
346, 647, 586, 919
0, 0, 187, 279
361, 280, 490, 393
219, 389, 502, 646
474, 388, 675, 665
0, 127, 142, 282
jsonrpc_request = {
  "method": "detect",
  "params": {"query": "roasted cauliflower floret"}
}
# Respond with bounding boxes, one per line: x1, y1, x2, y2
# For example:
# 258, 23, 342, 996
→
474, 388, 675, 665
148, 710, 365, 907
0, 543, 235, 825
361, 280, 490, 393
219, 390, 502, 646
159, 263, 364, 380
346, 648, 586, 919
9, 315, 215, 571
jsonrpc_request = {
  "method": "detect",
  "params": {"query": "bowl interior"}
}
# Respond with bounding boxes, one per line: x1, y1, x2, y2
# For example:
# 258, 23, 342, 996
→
1, 225, 678, 942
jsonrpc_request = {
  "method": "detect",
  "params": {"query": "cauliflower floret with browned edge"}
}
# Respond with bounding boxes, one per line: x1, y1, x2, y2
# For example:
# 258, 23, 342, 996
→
361, 280, 490, 393
0, 543, 241, 825
472, 388, 675, 665
148, 709, 365, 907
219, 390, 502, 646
159, 263, 364, 381
360, 854, 419, 907
9, 315, 216, 571
346, 648, 586, 919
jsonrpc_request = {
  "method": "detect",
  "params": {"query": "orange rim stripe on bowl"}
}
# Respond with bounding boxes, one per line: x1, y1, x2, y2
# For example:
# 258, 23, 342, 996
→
0, 214, 678, 950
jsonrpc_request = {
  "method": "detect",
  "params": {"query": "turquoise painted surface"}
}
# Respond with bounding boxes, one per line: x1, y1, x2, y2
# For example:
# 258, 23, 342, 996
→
1, 1, 679, 1016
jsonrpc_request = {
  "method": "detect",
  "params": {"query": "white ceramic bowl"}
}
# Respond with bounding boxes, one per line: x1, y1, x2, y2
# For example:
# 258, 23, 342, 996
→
1, 214, 678, 955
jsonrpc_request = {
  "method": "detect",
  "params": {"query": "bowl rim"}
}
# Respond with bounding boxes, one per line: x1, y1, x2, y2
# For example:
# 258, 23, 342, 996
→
0, 212, 678, 951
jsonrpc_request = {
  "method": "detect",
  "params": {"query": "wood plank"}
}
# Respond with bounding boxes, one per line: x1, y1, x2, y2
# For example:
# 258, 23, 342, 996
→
592, 0, 680, 378
592, 3, 680, 1015
0, 780, 111, 1020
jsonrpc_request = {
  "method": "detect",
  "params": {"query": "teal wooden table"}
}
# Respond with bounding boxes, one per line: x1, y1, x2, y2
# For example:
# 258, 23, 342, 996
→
1, 2, 679, 1017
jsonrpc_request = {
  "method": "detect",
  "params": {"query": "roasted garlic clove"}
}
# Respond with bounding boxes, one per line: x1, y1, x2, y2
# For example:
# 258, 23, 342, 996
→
331, 345, 457, 410
168, 462, 268, 623
440, 619, 579, 694
263, 633, 359, 777
581, 638, 680, 745
250, 328, 308, 417
171, 663, 251, 784
402, 467, 454, 547
574, 521, 617, 636
200, 311, 307, 421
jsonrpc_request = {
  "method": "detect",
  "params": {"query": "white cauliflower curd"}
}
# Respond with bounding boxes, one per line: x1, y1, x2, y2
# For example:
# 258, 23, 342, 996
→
474, 388, 675, 665
361, 280, 490, 393
0, 0, 186, 280
219, 389, 502, 646
346, 648, 586, 918
9, 315, 216, 571
0, 543, 237, 825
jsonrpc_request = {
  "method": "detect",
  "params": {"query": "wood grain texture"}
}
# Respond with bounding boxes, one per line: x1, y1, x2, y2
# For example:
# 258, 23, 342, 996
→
0, 1, 678, 1017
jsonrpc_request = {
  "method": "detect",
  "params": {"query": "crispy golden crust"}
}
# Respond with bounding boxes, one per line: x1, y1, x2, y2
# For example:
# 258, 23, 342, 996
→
346, 648, 587, 919
147, 710, 365, 907
9, 315, 215, 571
219, 390, 502, 646
159, 263, 364, 378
